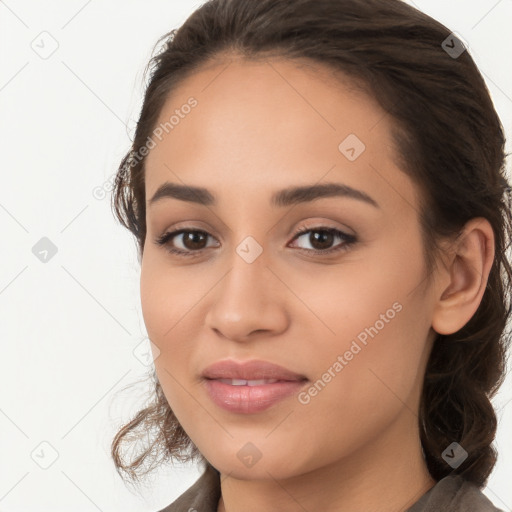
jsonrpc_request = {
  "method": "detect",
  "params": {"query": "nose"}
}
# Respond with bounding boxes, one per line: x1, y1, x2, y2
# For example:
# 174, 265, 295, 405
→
204, 245, 289, 343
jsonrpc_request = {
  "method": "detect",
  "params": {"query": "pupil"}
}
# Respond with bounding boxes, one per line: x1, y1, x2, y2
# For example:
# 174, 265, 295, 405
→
311, 230, 333, 250
185, 232, 206, 249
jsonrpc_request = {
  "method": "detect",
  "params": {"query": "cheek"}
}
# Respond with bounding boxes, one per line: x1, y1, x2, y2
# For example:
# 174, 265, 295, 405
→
140, 253, 191, 394
309, 246, 422, 352
292, 285, 428, 472
139, 251, 215, 401
304, 297, 423, 417
303, 235, 428, 408
139, 250, 206, 347
140, 257, 195, 418
140, 255, 168, 345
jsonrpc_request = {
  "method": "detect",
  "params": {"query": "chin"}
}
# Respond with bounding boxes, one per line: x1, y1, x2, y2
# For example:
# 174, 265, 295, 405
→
205, 446, 309, 481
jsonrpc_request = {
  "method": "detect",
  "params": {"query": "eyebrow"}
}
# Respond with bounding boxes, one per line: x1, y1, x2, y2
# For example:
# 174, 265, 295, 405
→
148, 182, 380, 209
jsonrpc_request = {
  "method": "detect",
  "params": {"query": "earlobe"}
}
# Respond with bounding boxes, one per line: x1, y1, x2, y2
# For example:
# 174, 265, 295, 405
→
431, 218, 495, 336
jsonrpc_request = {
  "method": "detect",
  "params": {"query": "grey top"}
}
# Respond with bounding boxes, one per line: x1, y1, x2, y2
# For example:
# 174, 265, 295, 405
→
158, 463, 504, 512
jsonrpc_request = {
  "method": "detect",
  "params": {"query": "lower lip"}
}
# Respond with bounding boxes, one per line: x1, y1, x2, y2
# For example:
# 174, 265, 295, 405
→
203, 379, 308, 414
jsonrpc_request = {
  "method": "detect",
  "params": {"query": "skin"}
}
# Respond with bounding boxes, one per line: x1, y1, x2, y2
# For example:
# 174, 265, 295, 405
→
140, 55, 495, 512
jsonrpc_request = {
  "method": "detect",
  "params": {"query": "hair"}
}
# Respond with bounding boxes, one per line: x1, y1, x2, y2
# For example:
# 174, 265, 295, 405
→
110, 0, 512, 489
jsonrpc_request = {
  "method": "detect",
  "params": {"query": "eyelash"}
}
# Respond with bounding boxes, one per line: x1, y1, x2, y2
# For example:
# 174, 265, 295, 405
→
154, 224, 357, 258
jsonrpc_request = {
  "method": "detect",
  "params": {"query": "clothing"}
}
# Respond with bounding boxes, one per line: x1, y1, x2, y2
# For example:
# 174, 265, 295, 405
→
158, 463, 504, 512
158, 464, 221, 512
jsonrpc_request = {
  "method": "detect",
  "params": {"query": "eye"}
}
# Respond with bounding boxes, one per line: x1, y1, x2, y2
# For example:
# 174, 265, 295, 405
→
154, 229, 219, 257
289, 225, 357, 255
154, 225, 357, 257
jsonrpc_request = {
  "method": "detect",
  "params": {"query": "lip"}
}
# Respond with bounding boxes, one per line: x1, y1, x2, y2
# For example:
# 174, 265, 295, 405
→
201, 359, 309, 414
201, 359, 307, 381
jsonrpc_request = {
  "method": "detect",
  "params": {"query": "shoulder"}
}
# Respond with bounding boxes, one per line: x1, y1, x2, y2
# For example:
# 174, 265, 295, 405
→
407, 475, 505, 512
156, 468, 505, 512
157, 463, 221, 512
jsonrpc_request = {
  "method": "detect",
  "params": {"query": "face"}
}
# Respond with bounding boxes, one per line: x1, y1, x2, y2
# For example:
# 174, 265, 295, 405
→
140, 56, 438, 480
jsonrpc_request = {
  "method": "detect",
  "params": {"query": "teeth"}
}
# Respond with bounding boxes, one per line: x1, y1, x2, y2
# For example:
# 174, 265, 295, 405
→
247, 379, 279, 386
217, 378, 280, 386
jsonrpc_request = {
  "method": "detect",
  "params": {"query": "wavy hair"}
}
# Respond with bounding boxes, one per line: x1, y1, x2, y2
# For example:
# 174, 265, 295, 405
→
110, 0, 512, 488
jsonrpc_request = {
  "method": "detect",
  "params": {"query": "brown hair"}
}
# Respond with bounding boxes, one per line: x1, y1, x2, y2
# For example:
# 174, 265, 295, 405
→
110, 0, 512, 488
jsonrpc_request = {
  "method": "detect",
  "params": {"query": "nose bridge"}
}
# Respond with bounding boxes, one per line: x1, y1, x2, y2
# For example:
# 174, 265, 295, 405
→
222, 234, 270, 306
222, 212, 287, 295
204, 231, 288, 339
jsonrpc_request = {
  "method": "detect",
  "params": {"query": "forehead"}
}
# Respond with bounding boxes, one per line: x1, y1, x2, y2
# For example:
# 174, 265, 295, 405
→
143, 57, 418, 213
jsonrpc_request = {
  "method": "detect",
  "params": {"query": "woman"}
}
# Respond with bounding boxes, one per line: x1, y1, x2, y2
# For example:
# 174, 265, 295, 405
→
111, 0, 512, 510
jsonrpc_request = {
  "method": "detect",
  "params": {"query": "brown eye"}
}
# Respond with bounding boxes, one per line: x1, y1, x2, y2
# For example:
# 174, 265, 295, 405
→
155, 229, 218, 256
179, 231, 208, 250
305, 230, 335, 250
290, 226, 357, 255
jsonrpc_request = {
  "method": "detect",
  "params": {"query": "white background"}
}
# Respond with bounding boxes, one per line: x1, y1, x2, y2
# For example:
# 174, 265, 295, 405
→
0, 1, 511, 511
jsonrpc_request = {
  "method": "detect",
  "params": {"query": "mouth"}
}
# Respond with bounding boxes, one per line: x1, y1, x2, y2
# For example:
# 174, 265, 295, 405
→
200, 359, 309, 414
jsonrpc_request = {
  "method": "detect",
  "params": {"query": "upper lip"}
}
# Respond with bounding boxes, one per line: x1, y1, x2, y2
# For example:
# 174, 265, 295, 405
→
201, 359, 308, 381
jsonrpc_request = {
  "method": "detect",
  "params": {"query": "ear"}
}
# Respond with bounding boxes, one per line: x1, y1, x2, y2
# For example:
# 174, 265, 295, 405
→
431, 217, 495, 336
